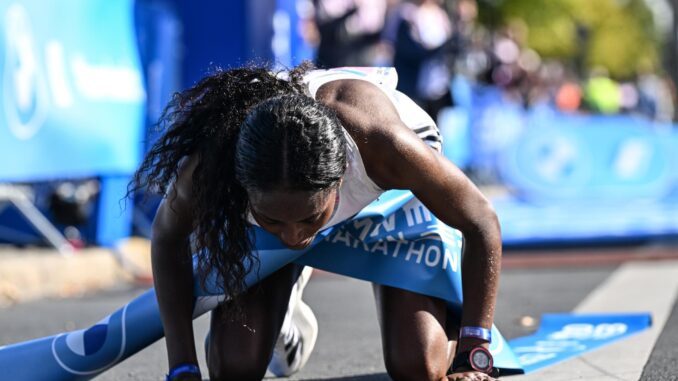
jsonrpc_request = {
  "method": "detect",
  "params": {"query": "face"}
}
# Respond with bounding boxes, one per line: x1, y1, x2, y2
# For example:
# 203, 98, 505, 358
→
249, 188, 339, 250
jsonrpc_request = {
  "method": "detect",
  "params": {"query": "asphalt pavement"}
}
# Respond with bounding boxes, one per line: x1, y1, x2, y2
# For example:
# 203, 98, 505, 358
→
3, 251, 676, 380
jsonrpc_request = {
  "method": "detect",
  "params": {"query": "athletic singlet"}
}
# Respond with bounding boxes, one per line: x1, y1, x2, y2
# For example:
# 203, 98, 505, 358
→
249, 67, 442, 229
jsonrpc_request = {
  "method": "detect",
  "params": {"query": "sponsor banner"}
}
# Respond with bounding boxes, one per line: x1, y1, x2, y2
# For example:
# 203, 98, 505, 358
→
499, 115, 677, 202
0, 0, 144, 181
494, 195, 678, 245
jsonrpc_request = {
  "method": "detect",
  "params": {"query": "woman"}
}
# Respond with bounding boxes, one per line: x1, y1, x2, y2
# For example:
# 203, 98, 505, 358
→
132, 63, 501, 381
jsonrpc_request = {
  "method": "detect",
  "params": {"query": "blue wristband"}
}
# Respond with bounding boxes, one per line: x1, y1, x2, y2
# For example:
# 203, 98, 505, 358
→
166, 363, 201, 381
459, 326, 492, 342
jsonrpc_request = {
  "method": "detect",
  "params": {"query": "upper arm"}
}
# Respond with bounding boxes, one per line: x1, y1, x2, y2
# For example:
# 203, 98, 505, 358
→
317, 79, 498, 233
151, 155, 198, 244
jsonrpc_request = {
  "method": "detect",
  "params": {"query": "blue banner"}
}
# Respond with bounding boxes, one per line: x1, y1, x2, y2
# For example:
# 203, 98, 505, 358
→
463, 85, 678, 243
498, 115, 677, 202
491, 113, 678, 244
0, 0, 145, 181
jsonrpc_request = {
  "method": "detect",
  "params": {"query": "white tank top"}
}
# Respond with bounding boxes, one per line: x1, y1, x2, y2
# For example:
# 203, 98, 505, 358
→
250, 67, 441, 229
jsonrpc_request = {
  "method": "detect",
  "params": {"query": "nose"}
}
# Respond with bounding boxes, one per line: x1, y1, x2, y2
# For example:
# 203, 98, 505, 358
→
279, 224, 308, 247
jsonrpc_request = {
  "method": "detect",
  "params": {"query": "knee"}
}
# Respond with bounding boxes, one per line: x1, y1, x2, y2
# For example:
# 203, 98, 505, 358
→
208, 352, 269, 381
384, 348, 448, 381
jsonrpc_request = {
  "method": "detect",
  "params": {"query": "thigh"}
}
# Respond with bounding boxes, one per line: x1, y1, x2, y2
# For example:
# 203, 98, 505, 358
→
373, 284, 458, 381
207, 263, 304, 380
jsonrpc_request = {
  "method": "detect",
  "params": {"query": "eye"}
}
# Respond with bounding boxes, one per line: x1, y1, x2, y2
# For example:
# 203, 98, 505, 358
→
260, 216, 280, 225
301, 214, 321, 224
251, 210, 279, 225
263, 218, 279, 225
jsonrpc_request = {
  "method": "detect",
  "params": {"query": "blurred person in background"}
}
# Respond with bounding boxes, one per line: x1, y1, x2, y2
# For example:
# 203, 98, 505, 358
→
637, 70, 676, 123
312, 0, 389, 67
583, 67, 621, 115
555, 79, 583, 113
131, 62, 501, 381
382, 0, 456, 120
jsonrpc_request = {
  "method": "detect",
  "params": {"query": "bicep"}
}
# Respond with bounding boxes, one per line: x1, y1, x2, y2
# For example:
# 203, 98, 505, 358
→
374, 126, 494, 231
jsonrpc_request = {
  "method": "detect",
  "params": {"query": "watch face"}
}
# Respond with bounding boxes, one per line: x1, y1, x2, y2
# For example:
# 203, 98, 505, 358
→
470, 348, 492, 371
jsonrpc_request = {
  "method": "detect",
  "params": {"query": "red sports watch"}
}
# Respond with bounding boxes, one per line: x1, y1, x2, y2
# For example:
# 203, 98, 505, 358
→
451, 346, 494, 374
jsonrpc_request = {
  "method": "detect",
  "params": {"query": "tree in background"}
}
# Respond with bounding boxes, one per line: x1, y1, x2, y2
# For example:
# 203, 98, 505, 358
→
476, 0, 663, 80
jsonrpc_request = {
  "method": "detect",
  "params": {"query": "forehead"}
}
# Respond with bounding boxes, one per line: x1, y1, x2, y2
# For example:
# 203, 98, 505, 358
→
249, 189, 332, 221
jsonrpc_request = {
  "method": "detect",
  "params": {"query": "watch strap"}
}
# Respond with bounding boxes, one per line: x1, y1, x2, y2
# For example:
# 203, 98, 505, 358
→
451, 350, 473, 372
459, 326, 492, 342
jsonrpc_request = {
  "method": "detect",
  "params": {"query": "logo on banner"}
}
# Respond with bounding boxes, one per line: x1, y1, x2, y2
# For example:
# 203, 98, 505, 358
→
51, 306, 128, 375
548, 322, 628, 340
325, 198, 464, 272
2, 3, 49, 140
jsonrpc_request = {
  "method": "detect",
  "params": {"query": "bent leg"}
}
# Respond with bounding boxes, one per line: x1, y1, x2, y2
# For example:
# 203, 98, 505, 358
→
207, 264, 303, 381
374, 284, 459, 381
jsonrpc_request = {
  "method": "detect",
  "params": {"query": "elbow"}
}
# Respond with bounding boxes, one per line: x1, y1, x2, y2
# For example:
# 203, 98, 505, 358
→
464, 198, 502, 247
481, 201, 501, 237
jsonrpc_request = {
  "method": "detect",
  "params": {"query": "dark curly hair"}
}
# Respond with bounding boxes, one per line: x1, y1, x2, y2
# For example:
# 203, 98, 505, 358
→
130, 62, 347, 312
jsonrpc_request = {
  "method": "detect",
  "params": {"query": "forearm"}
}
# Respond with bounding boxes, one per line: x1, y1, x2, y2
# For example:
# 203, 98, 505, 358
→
458, 218, 502, 351
152, 237, 199, 368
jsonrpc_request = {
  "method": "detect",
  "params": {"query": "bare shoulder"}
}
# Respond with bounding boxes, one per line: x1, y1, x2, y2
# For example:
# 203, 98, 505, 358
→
315, 79, 402, 135
315, 79, 437, 190
173, 153, 199, 201
152, 153, 198, 237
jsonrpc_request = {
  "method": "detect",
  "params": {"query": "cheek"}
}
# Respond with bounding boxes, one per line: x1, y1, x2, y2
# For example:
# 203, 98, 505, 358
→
307, 220, 327, 234
315, 206, 335, 228
258, 222, 277, 233
321, 192, 339, 222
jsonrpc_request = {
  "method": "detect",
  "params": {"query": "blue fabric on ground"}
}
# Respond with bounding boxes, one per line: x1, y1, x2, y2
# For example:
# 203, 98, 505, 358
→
508, 313, 652, 374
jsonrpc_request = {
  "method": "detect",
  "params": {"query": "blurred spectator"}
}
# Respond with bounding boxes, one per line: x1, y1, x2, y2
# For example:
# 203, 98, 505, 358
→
583, 68, 621, 115
637, 72, 675, 123
382, 0, 455, 120
313, 0, 388, 67
618, 82, 639, 113
456, 28, 492, 84
555, 81, 582, 113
